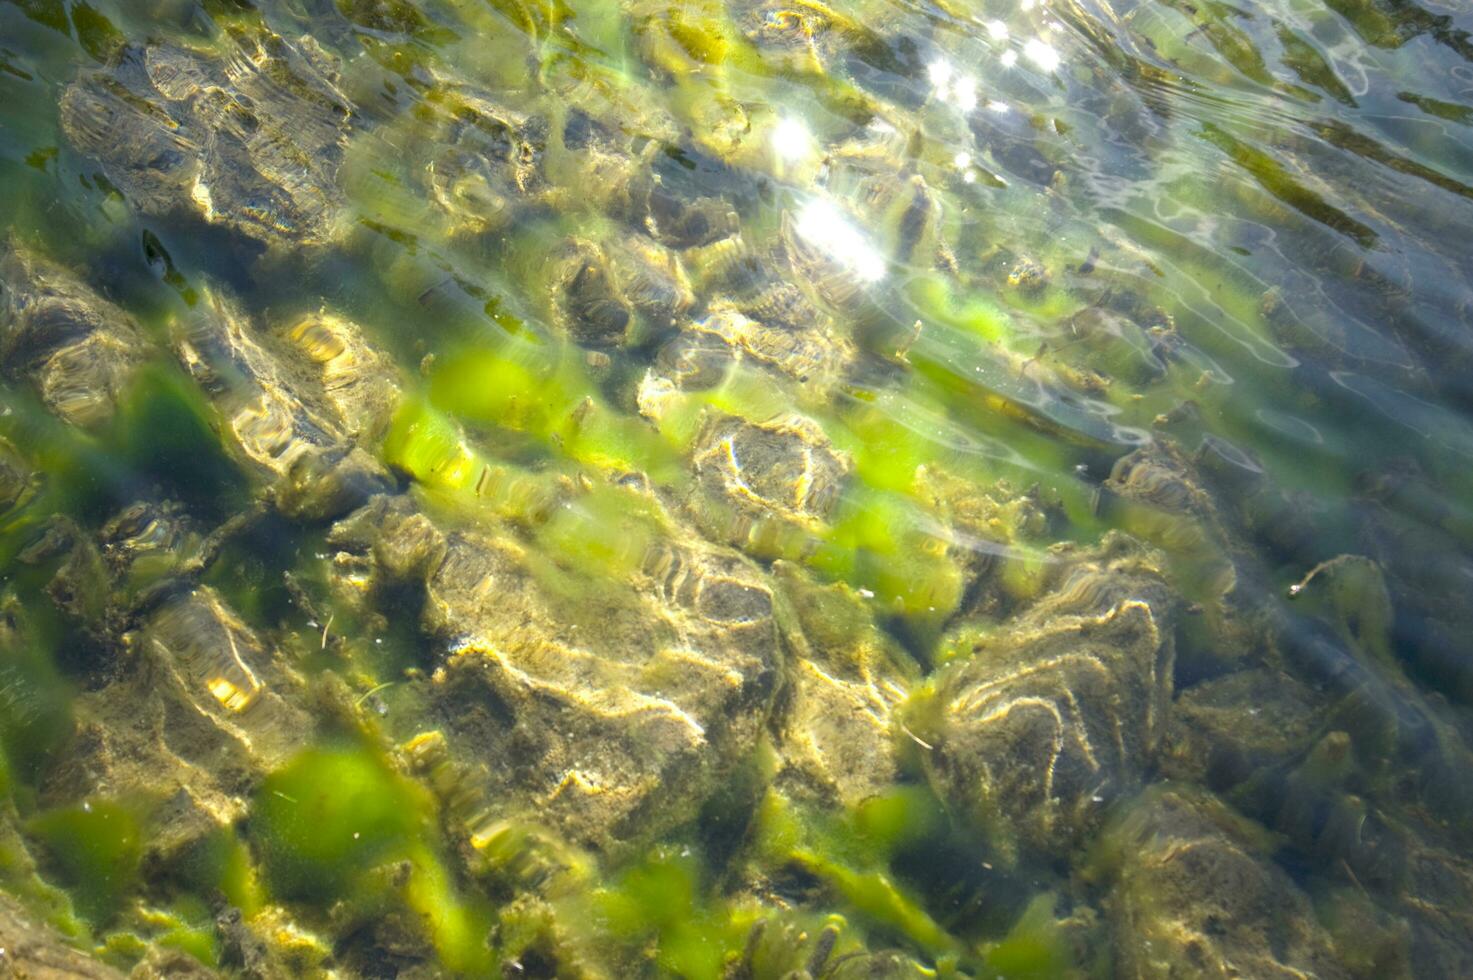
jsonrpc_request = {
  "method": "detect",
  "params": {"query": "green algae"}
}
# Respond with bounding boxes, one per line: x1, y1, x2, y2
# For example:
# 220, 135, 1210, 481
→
251, 745, 423, 901
596, 847, 750, 978
0, 611, 73, 783
172, 826, 265, 918
26, 799, 142, 925
251, 744, 495, 973
752, 787, 965, 964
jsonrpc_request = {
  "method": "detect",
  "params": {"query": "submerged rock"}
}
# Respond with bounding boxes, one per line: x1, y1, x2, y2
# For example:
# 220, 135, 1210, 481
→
0, 241, 148, 430
921, 535, 1175, 860
1159, 667, 1328, 792
17, 517, 112, 629
175, 289, 395, 520
542, 232, 693, 350
636, 358, 852, 560
3, 0, 1470, 974
626, 178, 743, 252
729, 914, 937, 980
99, 500, 203, 592
605, 233, 697, 337
42, 586, 309, 808
690, 412, 850, 537
1095, 785, 1350, 979
139, 587, 309, 747
685, 302, 858, 402
1154, 562, 1473, 977
327, 491, 783, 852
60, 32, 352, 248
771, 561, 915, 805
0, 892, 123, 978
546, 237, 633, 349
683, 232, 817, 326
0, 437, 34, 519
357, 68, 665, 246
415, 84, 553, 237
1100, 442, 1265, 678
16, 566, 314, 941
282, 309, 402, 446
913, 465, 1053, 618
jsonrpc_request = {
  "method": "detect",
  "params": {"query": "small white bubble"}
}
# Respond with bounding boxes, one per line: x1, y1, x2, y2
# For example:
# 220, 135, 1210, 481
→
1000, 49, 1019, 68
986, 20, 1009, 40
987, 100, 1011, 113
953, 151, 973, 169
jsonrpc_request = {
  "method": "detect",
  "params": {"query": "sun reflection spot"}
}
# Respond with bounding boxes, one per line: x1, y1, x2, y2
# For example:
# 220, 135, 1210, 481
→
773, 116, 813, 162
794, 199, 887, 284
953, 75, 978, 111
987, 20, 1009, 40
929, 57, 979, 111
1000, 49, 1019, 68
927, 59, 953, 90
1024, 38, 1061, 72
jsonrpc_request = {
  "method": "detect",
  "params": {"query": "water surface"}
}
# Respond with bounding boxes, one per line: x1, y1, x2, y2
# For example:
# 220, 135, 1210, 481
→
2, 0, 1473, 975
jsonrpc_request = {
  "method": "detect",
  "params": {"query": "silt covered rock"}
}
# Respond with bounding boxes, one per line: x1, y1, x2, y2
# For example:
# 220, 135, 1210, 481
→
175, 289, 395, 520
326, 490, 784, 852
919, 535, 1176, 861
0, 241, 148, 431
60, 32, 352, 249
1092, 784, 1349, 980
769, 560, 915, 806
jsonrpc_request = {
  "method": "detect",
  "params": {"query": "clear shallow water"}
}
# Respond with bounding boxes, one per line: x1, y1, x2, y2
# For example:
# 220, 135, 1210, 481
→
1, 0, 1472, 975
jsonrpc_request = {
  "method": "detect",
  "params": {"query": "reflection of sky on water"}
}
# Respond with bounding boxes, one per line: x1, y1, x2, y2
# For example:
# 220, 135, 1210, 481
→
920, 12, 1063, 189
766, 6, 1075, 292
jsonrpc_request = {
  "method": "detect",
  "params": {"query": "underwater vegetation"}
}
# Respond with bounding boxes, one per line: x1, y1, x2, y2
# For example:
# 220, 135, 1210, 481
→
2, 0, 1473, 975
